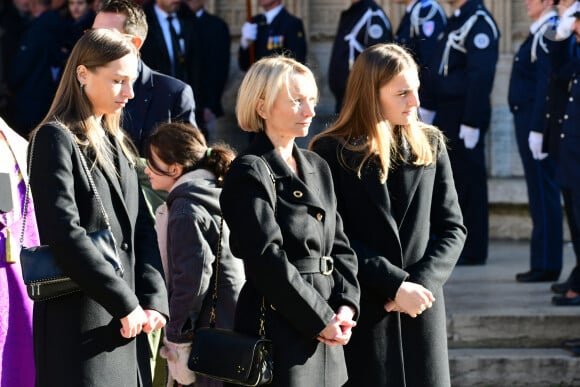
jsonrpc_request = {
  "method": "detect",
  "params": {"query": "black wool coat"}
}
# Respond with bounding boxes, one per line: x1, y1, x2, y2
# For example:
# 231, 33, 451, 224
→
220, 133, 360, 387
29, 123, 169, 386
312, 135, 466, 387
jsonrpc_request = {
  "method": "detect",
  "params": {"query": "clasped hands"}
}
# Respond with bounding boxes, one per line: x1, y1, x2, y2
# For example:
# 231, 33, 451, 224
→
384, 281, 435, 318
317, 305, 356, 347
120, 306, 166, 339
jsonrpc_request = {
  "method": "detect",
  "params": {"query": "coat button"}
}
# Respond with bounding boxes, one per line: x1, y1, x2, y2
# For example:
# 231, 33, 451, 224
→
570, 97, 574, 102
316, 213, 323, 221
564, 114, 569, 120
561, 133, 565, 139
293, 190, 303, 198
546, 113, 550, 118
121, 242, 129, 251
514, 105, 519, 111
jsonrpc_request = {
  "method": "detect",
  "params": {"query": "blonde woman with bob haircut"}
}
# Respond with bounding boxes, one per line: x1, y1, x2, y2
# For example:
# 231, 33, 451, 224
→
311, 43, 467, 386
220, 56, 360, 387
28, 28, 169, 386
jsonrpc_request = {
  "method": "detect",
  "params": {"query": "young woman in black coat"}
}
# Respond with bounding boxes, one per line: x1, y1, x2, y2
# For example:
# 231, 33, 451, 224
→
28, 29, 168, 386
220, 56, 360, 387
311, 43, 467, 386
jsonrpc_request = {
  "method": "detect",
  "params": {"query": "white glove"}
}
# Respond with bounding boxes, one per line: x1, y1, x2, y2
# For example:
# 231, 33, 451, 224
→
159, 338, 196, 386
528, 131, 548, 160
418, 107, 436, 125
459, 124, 480, 149
240, 22, 258, 49
556, 17, 574, 39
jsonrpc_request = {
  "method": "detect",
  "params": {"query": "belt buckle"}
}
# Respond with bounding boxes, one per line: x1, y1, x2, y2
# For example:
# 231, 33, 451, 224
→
320, 256, 334, 276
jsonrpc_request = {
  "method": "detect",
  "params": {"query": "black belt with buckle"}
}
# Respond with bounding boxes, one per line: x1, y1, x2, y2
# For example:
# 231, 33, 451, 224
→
293, 256, 334, 276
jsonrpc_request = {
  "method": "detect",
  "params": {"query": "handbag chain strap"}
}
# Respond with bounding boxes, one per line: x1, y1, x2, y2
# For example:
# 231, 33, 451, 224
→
19, 125, 115, 249
207, 156, 276, 338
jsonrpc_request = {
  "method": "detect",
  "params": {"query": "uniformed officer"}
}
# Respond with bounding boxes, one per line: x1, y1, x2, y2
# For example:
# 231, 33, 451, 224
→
393, 0, 447, 124
328, 0, 392, 113
547, 3, 580, 305
431, 0, 499, 265
238, 0, 307, 71
508, 0, 563, 283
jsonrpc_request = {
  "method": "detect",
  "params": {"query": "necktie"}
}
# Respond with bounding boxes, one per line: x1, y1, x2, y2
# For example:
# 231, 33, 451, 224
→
167, 15, 184, 78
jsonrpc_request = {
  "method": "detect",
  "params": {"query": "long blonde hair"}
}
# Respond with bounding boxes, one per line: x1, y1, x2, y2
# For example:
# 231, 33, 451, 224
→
34, 28, 138, 172
310, 43, 444, 183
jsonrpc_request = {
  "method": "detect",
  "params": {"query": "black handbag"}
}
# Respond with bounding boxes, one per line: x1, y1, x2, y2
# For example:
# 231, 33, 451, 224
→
19, 127, 123, 301
188, 218, 273, 386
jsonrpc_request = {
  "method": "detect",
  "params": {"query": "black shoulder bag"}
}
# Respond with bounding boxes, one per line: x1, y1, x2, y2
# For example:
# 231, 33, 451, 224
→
188, 158, 276, 386
19, 127, 124, 301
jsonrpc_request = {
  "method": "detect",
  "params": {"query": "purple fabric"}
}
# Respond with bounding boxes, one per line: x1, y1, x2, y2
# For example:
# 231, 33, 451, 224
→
0, 144, 37, 387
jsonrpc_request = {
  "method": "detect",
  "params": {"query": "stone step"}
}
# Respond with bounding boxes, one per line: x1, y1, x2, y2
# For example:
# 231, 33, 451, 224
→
445, 241, 580, 385
445, 240, 578, 348
447, 313, 579, 348
449, 348, 580, 387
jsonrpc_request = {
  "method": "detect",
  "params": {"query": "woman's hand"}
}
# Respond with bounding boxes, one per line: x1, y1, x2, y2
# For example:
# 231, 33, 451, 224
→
142, 309, 167, 333
386, 281, 435, 318
120, 305, 148, 338
317, 305, 357, 346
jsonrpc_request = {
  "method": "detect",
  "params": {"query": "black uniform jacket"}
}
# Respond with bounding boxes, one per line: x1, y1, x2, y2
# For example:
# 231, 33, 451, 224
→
431, 0, 499, 131
29, 123, 168, 386
238, 7, 307, 71
220, 133, 360, 386
312, 135, 466, 386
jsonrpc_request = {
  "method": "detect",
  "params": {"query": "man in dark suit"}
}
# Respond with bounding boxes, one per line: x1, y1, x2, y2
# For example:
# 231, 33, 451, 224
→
183, 0, 230, 140
93, 0, 197, 156
238, 0, 307, 71
140, 0, 192, 83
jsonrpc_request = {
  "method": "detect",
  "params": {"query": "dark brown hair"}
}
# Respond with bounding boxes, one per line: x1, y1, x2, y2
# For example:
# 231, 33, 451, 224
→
145, 122, 235, 186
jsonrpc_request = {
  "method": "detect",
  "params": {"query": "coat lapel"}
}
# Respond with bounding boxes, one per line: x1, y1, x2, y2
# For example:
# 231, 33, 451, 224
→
258, 140, 324, 212
91, 139, 131, 227
396, 165, 424, 227
359, 166, 399, 238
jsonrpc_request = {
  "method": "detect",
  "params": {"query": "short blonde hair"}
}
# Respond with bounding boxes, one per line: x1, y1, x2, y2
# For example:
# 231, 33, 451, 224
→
236, 56, 318, 132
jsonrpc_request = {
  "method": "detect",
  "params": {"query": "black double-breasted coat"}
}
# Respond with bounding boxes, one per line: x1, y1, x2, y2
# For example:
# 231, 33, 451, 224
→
312, 135, 466, 386
220, 133, 360, 387
29, 123, 169, 386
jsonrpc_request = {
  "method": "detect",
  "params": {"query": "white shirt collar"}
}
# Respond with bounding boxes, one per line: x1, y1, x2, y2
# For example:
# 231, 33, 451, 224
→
154, 4, 172, 22
530, 10, 557, 34
264, 4, 283, 24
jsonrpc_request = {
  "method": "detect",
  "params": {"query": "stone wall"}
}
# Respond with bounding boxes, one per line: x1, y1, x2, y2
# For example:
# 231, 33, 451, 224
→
207, 1, 529, 178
